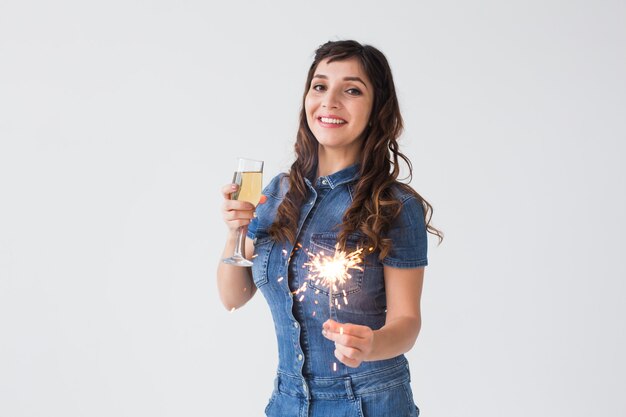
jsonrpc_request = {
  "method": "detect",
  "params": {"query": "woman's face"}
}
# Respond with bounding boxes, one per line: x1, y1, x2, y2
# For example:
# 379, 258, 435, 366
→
305, 57, 374, 157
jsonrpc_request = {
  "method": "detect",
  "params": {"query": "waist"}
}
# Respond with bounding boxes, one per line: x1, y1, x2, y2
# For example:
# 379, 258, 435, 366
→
274, 357, 411, 400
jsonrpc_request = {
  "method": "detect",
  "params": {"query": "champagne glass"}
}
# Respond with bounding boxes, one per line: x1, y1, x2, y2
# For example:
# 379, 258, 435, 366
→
222, 157, 264, 267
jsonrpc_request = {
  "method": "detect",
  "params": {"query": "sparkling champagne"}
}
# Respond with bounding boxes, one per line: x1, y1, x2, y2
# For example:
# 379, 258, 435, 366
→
232, 171, 263, 206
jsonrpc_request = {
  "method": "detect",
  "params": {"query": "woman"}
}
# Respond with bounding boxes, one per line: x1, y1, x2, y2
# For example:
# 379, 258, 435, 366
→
217, 40, 442, 417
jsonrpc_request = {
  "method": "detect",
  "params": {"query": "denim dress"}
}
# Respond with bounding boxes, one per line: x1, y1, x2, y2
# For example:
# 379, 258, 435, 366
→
247, 163, 428, 417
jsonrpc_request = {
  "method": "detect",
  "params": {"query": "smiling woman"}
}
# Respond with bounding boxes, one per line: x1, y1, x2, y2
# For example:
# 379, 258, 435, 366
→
216, 39, 443, 417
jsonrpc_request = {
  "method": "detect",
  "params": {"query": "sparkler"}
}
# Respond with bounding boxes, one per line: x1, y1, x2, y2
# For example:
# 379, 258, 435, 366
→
304, 243, 364, 312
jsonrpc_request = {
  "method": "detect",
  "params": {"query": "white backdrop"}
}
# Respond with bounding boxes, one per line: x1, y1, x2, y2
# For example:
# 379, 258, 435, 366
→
1, 1, 625, 416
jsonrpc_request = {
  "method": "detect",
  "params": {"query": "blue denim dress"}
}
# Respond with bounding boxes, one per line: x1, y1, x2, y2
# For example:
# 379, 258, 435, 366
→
247, 163, 428, 417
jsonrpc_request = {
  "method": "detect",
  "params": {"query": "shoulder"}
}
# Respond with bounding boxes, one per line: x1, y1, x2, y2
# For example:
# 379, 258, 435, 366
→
389, 181, 418, 203
263, 172, 289, 199
381, 182, 429, 268
388, 182, 425, 228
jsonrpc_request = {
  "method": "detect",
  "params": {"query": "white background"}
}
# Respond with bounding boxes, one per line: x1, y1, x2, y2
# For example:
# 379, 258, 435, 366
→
1, 1, 625, 416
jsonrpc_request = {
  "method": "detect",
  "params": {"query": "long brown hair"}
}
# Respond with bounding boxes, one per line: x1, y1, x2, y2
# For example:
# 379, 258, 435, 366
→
269, 40, 443, 258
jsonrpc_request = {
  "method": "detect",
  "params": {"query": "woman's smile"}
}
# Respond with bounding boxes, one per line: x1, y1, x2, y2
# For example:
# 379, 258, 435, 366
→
317, 114, 348, 127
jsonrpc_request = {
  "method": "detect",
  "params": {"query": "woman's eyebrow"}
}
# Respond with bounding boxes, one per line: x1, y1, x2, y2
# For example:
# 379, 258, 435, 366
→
313, 74, 369, 90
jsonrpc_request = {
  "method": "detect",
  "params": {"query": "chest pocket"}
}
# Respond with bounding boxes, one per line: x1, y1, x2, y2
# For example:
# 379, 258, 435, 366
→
306, 232, 366, 299
251, 235, 274, 288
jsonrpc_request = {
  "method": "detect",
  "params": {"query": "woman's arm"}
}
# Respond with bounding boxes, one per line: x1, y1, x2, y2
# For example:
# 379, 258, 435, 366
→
216, 184, 266, 311
322, 265, 424, 367
216, 235, 257, 311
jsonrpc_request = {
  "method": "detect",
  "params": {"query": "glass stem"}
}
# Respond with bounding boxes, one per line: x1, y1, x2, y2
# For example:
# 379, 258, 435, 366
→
233, 226, 246, 258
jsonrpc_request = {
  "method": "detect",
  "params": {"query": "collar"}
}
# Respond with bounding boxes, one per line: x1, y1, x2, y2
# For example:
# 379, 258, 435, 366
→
306, 163, 361, 190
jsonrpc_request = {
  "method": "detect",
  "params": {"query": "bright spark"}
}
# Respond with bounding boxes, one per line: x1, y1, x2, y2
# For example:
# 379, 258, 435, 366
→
304, 244, 363, 295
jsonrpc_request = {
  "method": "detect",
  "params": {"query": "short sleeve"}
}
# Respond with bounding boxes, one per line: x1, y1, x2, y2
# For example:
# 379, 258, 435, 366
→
381, 196, 429, 268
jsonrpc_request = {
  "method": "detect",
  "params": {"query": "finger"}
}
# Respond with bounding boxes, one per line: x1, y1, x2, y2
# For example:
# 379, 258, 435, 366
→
226, 220, 251, 229
224, 210, 255, 221
323, 319, 341, 332
323, 321, 367, 340
221, 183, 238, 199
335, 343, 361, 360
334, 349, 361, 368
322, 322, 348, 341
223, 199, 256, 212
225, 218, 253, 229
322, 330, 363, 351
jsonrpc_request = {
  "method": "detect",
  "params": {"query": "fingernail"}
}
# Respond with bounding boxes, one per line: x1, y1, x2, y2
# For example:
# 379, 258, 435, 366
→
231, 184, 237, 190
322, 329, 327, 337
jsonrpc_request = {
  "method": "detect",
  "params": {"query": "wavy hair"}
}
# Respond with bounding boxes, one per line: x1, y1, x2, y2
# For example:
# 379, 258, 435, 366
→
268, 40, 443, 258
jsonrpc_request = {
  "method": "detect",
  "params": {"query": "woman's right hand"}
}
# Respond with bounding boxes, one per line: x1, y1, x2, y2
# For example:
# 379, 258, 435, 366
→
220, 184, 267, 234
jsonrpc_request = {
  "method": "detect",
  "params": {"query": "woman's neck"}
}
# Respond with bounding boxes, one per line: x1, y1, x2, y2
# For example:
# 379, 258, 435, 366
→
316, 147, 360, 177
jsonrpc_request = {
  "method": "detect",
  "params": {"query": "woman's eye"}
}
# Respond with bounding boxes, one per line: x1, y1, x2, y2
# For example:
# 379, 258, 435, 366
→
312, 84, 326, 92
346, 88, 362, 96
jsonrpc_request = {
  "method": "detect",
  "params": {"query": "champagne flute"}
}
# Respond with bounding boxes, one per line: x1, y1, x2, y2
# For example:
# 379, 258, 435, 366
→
222, 157, 264, 267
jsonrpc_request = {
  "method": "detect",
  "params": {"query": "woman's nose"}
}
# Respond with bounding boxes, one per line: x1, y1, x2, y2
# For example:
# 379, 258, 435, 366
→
322, 90, 341, 109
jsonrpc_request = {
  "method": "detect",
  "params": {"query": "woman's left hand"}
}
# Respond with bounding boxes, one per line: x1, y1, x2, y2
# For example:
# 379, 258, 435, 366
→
322, 319, 374, 368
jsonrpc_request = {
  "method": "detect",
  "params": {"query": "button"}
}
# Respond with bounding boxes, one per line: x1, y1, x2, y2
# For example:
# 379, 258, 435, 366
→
321, 179, 328, 185
293, 321, 299, 328
298, 354, 303, 361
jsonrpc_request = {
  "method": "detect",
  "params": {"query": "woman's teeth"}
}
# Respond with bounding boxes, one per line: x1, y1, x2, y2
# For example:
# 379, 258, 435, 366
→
320, 117, 346, 124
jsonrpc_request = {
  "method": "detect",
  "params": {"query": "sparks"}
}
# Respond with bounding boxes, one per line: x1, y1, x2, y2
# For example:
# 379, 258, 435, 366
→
304, 243, 364, 311
293, 282, 307, 295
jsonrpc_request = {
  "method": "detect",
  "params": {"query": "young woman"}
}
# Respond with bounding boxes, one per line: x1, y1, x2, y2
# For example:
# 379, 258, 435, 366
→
217, 40, 442, 417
